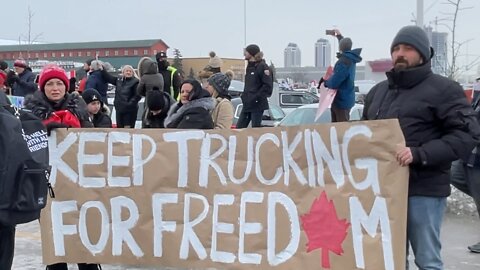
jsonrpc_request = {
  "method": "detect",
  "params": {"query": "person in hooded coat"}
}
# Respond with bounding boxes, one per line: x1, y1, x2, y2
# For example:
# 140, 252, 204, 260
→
82, 88, 112, 128
142, 89, 175, 128
321, 29, 362, 122
164, 79, 214, 129
85, 60, 109, 104
137, 57, 164, 97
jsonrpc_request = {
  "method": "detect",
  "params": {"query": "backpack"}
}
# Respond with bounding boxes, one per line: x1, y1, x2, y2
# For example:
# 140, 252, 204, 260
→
0, 105, 53, 225
265, 64, 275, 98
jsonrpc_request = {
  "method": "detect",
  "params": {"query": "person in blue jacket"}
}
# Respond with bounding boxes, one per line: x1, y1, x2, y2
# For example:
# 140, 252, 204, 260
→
320, 31, 362, 122
85, 60, 109, 105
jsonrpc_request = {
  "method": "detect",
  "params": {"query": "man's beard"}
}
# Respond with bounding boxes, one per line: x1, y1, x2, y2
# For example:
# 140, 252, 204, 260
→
393, 57, 410, 71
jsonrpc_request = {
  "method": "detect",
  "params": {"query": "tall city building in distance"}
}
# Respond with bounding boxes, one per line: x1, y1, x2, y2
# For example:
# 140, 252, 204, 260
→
425, 26, 448, 75
284, 43, 301, 67
315, 38, 331, 68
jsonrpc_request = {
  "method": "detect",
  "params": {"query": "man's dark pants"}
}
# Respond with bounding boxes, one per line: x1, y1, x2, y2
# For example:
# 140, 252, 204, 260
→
450, 159, 480, 252
237, 109, 263, 128
0, 224, 15, 270
331, 105, 350, 122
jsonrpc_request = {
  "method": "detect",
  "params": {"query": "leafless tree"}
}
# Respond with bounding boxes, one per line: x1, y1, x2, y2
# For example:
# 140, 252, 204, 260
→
440, 0, 478, 80
18, 6, 43, 60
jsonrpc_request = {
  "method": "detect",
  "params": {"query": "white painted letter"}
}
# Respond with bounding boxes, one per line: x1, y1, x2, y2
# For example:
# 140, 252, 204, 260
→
78, 132, 107, 188
163, 131, 204, 187
304, 129, 316, 187
312, 128, 344, 188
267, 192, 300, 266
51, 200, 78, 256
180, 193, 209, 260
108, 132, 132, 187
281, 131, 307, 186
349, 196, 393, 270
228, 136, 254, 185
49, 132, 78, 186
199, 134, 228, 187
111, 196, 143, 257
79, 201, 110, 255
152, 193, 178, 257
342, 125, 380, 194
239, 192, 264, 264
132, 134, 156, 186
255, 133, 282, 185
211, 194, 236, 263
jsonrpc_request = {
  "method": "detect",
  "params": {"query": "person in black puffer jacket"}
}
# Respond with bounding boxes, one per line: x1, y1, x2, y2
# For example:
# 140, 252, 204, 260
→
362, 25, 480, 269
142, 89, 174, 128
165, 79, 214, 129
102, 65, 140, 128
82, 88, 112, 128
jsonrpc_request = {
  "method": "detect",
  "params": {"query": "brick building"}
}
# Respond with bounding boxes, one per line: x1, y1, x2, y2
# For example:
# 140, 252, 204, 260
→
0, 39, 169, 69
181, 57, 246, 81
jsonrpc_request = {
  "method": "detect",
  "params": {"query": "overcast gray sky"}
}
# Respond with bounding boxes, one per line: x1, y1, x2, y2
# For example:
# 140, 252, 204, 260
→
2, 0, 479, 72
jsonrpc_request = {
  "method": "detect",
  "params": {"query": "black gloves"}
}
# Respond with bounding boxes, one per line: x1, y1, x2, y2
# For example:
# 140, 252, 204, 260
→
46, 122, 69, 136
317, 77, 325, 89
6, 71, 18, 87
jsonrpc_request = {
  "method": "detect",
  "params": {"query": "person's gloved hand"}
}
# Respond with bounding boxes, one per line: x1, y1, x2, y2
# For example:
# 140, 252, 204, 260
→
6, 71, 19, 86
46, 122, 69, 136
100, 68, 109, 78
317, 77, 325, 89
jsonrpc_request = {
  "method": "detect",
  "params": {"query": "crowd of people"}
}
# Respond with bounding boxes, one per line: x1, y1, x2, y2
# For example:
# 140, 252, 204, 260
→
0, 43, 272, 269
0, 25, 479, 270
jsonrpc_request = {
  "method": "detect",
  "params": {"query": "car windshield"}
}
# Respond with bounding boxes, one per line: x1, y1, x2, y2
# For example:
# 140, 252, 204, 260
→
281, 108, 331, 126
281, 93, 319, 105
270, 105, 285, 120
229, 80, 244, 92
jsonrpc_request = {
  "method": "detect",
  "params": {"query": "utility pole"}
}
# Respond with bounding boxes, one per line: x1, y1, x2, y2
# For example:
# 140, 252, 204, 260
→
244, 0, 247, 46
417, 0, 424, 27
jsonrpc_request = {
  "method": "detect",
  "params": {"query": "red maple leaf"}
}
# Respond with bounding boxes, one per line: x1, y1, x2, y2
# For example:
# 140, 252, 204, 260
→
301, 191, 350, 269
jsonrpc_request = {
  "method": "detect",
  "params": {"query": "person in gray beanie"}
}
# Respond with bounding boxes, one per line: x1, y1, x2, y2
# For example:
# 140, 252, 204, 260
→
321, 29, 362, 122
206, 70, 235, 129
362, 25, 480, 269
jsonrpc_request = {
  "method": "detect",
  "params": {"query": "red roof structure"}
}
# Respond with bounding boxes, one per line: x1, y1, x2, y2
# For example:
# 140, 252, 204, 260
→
368, 59, 392, 72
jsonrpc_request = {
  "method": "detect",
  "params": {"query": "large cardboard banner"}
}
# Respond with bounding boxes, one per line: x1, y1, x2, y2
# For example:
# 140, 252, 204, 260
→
41, 120, 409, 269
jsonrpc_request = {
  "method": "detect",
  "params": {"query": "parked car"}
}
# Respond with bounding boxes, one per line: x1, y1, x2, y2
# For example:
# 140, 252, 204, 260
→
228, 80, 245, 97
229, 82, 317, 115
277, 103, 364, 127
231, 97, 285, 128
107, 97, 145, 129
271, 90, 319, 115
